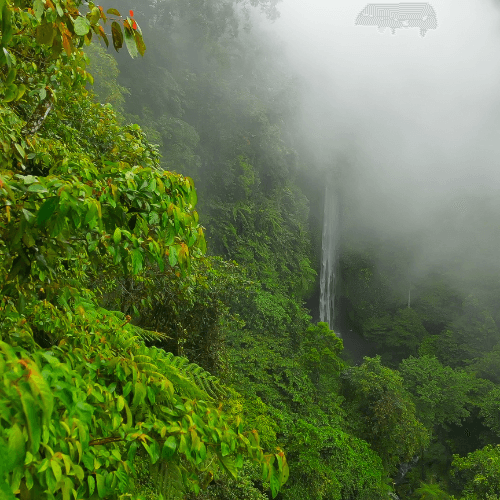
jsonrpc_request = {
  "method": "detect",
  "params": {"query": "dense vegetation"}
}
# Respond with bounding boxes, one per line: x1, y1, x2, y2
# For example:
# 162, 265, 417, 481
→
1, 1, 499, 499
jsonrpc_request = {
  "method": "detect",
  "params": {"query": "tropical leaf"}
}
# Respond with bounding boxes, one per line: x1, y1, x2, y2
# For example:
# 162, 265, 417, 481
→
26, 360, 54, 426
20, 391, 41, 454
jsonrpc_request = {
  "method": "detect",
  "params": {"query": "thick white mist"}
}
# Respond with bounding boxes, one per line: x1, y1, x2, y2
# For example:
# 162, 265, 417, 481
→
265, 0, 500, 286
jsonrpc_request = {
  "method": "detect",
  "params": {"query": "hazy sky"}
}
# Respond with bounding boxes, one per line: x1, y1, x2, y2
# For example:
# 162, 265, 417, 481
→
260, 0, 500, 280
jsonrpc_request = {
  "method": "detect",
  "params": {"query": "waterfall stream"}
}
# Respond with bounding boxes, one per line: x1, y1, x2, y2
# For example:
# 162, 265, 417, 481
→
319, 184, 339, 333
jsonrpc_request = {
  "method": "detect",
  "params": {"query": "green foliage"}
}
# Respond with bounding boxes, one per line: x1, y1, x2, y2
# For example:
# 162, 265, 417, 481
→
283, 420, 386, 500
74, 0, 500, 497
397, 357, 500, 496
342, 356, 430, 473
449, 293, 500, 361
0, 0, 144, 112
205, 173, 316, 303
299, 322, 344, 397
97, 256, 250, 377
0, 323, 279, 498
188, 461, 268, 500
412, 278, 463, 335
0, 152, 203, 284
478, 386, 500, 437
96, 0, 316, 308
469, 344, 500, 385
414, 480, 451, 499
226, 320, 390, 498
339, 248, 393, 335
452, 445, 500, 499
84, 43, 130, 117
339, 244, 500, 369
364, 308, 428, 363
0, 2, 289, 499
399, 356, 479, 430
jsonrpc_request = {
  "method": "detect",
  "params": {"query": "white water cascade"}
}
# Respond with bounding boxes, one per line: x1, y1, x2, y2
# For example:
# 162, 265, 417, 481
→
319, 184, 339, 333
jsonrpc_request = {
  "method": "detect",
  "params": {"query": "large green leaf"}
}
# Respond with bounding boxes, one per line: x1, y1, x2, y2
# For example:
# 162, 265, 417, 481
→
133, 30, 146, 57
143, 440, 160, 464
0, 478, 16, 500
1, 3, 12, 45
27, 183, 48, 193
20, 391, 41, 454
270, 469, 280, 499
162, 436, 177, 459
220, 456, 237, 478
111, 21, 123, 50
4, 67, 15, 85
36, 22, 56, 45
51, 459, 62, 483
88, 475, 95, 496
96, 473, 106, 498
123, 26, 137, 58
6, 424, 25, 470
37, 197, 59, 226
132, 381, 146, 407
3, 84, 17, 102
131, 249, 143, 274
33, 0, 44, 20
73, 17, 91, 36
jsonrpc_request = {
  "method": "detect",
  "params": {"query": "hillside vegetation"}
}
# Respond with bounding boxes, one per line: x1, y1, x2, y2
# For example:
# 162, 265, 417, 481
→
0, 1, 499, 500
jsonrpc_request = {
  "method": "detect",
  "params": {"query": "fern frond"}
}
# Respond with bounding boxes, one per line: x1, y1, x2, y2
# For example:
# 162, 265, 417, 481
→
115, 464, 129, 493
133, 354, 154, 364
56, 291, 70, 310
171, 355, 189, 371
187, 363, 203, 374
100, 318, 227, 403
136, 328, 172, 343
185, 363, 227, 398
155, 460, 185, 500
135, 362, 166, 380
148, 348, 227, 400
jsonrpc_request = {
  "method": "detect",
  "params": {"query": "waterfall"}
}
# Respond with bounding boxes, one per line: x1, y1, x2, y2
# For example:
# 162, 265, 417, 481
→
319, 183, 339, 332
395, 456, 420, 485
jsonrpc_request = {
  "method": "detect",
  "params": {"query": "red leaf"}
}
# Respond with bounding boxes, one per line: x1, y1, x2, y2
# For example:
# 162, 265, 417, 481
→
132, 20, 137, 30
129, 10, 134, 17
62, 33, 72, 56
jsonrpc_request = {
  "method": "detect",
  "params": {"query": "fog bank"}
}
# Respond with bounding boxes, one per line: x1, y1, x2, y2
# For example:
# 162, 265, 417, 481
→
264, 0, 500, 283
